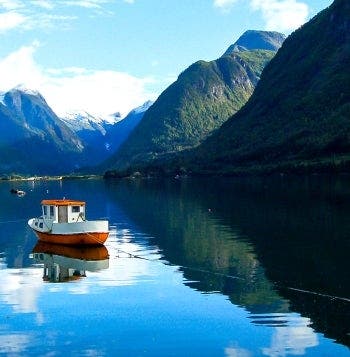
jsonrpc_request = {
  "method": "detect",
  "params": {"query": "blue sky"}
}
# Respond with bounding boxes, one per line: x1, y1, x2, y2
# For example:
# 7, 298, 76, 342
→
0, 0, 333, 117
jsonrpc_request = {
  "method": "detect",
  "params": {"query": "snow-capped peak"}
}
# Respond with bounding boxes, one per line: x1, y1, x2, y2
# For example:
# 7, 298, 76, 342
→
12, 84, 41, 96
131, 100, 154, 115
60, 110, 121, 134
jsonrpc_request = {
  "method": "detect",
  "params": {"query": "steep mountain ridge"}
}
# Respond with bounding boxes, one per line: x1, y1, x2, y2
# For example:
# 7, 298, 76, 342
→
106, 30, 285, 172
223, 30, 286, 55
0, 87, 84, 174
2, 87, 83, 148
188, 0, 350, 174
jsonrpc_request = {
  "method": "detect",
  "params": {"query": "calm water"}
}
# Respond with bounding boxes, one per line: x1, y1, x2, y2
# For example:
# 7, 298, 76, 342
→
0, 176, 349, 356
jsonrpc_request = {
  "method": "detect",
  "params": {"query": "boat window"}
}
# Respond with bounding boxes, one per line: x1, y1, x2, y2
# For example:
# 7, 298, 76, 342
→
43, 206, 47, 216
39, 222, 43, 228
50, 206, 54, 217
72, 206, 81, 213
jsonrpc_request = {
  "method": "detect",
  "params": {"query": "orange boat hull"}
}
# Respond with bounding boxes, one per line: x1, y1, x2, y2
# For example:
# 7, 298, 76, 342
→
34, 230, 109, 245
32, 241, 109, 260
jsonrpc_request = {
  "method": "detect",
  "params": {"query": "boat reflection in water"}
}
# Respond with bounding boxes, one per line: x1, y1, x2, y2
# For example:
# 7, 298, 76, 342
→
32, 242, 109, 282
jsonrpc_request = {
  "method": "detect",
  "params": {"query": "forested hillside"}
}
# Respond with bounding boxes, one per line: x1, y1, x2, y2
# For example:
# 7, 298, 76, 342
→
105, 31, 284, 172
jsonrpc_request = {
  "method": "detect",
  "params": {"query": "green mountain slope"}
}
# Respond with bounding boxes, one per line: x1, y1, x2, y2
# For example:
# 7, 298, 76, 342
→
105, 31, 284, 172
190, 0, 350, 174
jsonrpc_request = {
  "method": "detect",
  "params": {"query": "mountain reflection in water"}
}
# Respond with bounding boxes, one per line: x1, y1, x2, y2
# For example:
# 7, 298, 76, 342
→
105, 176, 350, 347
0, 177, 349, 355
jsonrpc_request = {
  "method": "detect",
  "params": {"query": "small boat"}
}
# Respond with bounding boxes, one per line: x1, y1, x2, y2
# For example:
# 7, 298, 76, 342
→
28, 199, 109, 245
10, 188, 26, 197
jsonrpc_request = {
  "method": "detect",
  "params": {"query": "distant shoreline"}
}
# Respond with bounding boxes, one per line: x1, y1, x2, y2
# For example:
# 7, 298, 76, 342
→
0, 175, 103, 182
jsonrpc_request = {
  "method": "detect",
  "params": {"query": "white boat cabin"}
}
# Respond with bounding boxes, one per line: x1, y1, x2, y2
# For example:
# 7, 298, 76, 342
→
41, 199, 86, 224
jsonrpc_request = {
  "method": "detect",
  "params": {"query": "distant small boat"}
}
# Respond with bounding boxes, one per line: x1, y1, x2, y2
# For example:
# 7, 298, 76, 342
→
10, 188, 26, 197
28, 199, 109, 245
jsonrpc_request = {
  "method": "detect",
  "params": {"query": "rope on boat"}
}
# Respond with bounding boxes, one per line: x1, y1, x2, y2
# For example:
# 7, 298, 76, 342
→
83, 230, 107, 245
283, 287, 350, 303
116, 248, 156, 260
0, 217, 347, 303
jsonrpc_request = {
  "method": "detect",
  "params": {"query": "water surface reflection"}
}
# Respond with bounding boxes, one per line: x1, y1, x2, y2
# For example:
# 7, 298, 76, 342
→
0, 177, 348, 355
105, 176, 350, 347
32, 242, 109, 282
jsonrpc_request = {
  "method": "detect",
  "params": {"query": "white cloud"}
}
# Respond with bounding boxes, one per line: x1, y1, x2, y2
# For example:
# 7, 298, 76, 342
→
61, 0, 108, 9
26, 13, 77, 30
0, 42, 43, 89
0, 267, 43, 314
262, 320, 319, 356
0, 42, 157, 117
213, 0, 238, 11
213, 0, 309, 31
0, 334, 32, 354
43, 69, 155, 117
0, 0, 23, 10
0, 1, 114, 33
30, 0, 55, 10
251, 0, 309, 32
0, 11, 27, 32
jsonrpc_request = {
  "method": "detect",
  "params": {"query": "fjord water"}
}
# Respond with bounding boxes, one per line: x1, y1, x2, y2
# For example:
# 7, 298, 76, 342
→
0, 177, 349, 356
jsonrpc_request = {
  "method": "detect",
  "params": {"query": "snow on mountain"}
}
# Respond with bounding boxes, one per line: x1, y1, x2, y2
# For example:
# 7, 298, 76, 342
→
12, 84, 41, 96
0, 92, 5, 106
130, 100, 154, 115
0, 86, 42, 106
60, 110, 119, 134
103, 100, 154, 154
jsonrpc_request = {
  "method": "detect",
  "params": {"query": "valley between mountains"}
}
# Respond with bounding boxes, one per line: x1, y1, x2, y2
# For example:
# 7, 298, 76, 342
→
1, 0, 348, 178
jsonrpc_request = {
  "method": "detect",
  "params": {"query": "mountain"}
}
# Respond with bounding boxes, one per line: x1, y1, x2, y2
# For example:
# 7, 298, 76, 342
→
61, 110, 114, 135
187, 0, 350, 175
106, 30, 285, 172
0, 87, 84, 174
223, 30, 286, 55
104, 100, 153, 154
61, 110, 117, 164
62, 102, 152, 169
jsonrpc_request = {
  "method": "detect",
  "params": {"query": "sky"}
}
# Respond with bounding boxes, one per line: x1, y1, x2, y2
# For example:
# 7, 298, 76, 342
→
0, 0, 333, 118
